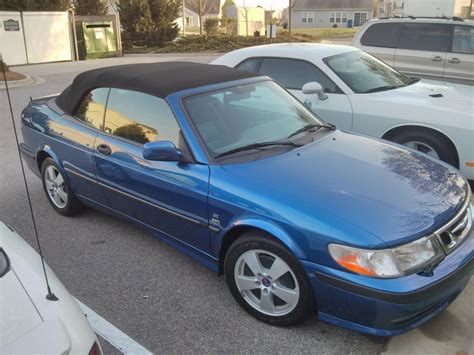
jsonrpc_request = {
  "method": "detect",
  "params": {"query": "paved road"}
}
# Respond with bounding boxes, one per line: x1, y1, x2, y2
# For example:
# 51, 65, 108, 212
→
0, 54, 469, 354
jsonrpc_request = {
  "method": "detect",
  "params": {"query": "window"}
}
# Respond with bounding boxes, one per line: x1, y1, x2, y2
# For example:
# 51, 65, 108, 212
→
342, 12, 348, 23
330, 12, 348, 24
452, 25, 474, 54
185, 17, 192, 26
104, 89, 180, 146
324, 51, 413, 94
236, 58, 261, 72
184, 81, 322, 157
354, 12, 368, 26
361, 23, 403, 48
301, 12, 314, 24
398, 23, 451, 52
259, 58, 340, 93
75, 88, 109, 130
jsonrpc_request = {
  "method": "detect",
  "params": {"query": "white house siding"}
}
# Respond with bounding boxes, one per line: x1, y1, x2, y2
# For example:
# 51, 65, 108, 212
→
176, 8, 200, 29
292, 9, 372, 28
377, 0, 472, 18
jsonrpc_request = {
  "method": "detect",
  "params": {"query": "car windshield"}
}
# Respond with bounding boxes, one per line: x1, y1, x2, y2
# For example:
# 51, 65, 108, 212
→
324, 50, 414, 94
184, 81, 324, 159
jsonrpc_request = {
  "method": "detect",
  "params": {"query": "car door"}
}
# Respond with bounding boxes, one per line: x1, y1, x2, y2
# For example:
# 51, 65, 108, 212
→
444, 25, 474, 85
357, 22, 403, 66
93, 88, 211, 253
394, 23, 451, 79
237, 57, 353, 130
54, 88, 107, 204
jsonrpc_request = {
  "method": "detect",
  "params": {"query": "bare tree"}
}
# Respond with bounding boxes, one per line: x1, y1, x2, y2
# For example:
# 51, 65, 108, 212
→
187, 0, 214, 35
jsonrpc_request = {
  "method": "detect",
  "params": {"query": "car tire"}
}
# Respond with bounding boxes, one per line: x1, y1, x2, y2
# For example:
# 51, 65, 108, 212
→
41, 158, 83, 216
390, 130, 458, 167
224, 232, 315, 326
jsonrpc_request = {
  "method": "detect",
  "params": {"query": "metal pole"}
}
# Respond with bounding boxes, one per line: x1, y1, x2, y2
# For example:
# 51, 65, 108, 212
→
19, 11, 29, 64
71, 11, 79, 61
182, 0, 185, 37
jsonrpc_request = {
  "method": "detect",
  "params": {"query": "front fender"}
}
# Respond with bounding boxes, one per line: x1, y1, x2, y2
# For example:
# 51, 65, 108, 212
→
219, 216, 306, 260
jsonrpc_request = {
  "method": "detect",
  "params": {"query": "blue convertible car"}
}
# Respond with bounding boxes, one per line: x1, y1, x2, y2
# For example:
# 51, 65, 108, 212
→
20, 62, 473, 335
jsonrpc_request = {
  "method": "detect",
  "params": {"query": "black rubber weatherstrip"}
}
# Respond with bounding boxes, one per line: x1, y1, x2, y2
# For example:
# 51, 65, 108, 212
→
315, 257, 473, 304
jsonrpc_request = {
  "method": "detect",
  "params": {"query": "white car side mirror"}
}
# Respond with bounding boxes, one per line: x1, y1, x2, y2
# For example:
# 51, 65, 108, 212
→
302, 82, 328, 101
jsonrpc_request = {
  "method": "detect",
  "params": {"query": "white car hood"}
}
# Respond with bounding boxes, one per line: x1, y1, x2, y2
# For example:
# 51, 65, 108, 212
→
0, 222, 97, 354
0, 269, 43, 347
369, 79, 474, 117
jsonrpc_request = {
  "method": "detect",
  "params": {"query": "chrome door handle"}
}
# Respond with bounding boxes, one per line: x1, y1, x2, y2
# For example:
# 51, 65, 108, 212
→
430, 56, 444, 62
447, 57, 461, 64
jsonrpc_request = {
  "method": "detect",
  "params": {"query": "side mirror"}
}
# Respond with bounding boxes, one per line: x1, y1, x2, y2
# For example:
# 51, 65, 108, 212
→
143, 141, 182, 162
302, 82, 328, 101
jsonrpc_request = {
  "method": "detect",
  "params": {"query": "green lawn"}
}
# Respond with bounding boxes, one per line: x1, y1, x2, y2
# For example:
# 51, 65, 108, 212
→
289, 27, 358, 39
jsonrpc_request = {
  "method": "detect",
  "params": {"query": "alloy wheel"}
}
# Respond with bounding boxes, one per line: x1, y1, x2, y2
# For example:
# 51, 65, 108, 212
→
44, 165, 68, 209
234, 249, 300, 316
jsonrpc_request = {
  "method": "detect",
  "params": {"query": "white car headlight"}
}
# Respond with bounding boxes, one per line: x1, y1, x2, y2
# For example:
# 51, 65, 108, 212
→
328, 235, 444, 278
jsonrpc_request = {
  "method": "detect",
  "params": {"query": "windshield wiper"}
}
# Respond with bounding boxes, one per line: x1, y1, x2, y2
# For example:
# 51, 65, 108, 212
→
287, 123, 336, 139
214, 141, 303, 159
363, 85, 402, 93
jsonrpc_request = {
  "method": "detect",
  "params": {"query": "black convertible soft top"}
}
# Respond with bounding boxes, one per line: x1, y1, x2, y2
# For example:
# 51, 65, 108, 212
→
55, 62, 259, 115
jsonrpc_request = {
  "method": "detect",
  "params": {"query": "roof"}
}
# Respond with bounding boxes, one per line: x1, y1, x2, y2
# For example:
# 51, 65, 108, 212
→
212, 43, 358, 65
55, 62, 259, 115
293, 0, 373, 10
372, 17, 473, 24
185, 0, 220, 16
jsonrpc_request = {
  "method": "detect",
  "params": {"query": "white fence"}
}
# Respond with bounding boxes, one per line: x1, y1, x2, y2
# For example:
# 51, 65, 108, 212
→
0, 11, 73, 66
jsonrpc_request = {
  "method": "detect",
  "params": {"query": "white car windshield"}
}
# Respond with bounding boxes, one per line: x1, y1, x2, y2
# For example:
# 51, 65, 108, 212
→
184, 81, 325, 158
324, 51, 415, 94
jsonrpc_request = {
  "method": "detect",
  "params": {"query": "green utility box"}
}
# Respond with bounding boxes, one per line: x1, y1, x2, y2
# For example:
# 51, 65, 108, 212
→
76, 21, 118, 60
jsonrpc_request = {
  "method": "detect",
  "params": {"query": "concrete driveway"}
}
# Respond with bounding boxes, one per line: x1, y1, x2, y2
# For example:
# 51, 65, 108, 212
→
1, 54, 472, 354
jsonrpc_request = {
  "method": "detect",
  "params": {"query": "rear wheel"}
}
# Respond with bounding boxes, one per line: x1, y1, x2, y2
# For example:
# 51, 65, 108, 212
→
41, 158, 83, 216
225, 232, 315, 326
390, 129, 458, 167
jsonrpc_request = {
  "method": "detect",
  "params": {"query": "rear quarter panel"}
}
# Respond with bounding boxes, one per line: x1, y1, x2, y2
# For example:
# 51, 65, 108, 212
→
21, 100, 101, 200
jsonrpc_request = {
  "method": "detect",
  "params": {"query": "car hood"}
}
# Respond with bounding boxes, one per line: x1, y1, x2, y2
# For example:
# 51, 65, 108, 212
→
369, 79, 474, 117
221, 131, 469, 247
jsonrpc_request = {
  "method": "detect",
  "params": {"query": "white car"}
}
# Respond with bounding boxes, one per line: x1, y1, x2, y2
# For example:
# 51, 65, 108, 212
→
212, 43, 474, 180
0, 221, 101, 354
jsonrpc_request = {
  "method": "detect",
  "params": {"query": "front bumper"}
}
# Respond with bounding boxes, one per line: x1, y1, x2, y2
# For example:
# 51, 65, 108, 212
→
302, 229, 474, 336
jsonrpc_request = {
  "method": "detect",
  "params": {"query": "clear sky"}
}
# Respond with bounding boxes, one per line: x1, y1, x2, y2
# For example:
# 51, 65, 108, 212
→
234, 0, 289, 10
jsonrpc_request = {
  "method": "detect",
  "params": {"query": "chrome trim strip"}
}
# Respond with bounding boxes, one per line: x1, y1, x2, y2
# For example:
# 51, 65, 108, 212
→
66, 167, 214, 230
65, 167, 97, 184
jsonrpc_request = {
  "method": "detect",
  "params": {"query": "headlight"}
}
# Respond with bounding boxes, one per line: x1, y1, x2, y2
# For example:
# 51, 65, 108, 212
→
0, 248, 10, 278
328, 236, 444, 278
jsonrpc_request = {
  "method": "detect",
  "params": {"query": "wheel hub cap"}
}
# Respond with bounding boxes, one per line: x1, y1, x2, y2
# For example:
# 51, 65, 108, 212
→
234, 249, 300, 317
261, 276, 271, 287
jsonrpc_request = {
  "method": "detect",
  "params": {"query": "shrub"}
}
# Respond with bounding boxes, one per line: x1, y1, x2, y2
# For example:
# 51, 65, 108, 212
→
0, 58, 8, 71
204, 18, 219, 35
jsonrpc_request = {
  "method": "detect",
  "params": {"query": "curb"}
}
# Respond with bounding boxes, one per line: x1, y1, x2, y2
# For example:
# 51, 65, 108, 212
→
0, 73, 43, 89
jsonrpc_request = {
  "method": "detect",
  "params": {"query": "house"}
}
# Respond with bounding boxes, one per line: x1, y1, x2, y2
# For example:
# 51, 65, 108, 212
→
291, 0, 374, 28
226, 5, 266, 36
176, 0, 221, 30
377, 0, 473, 18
